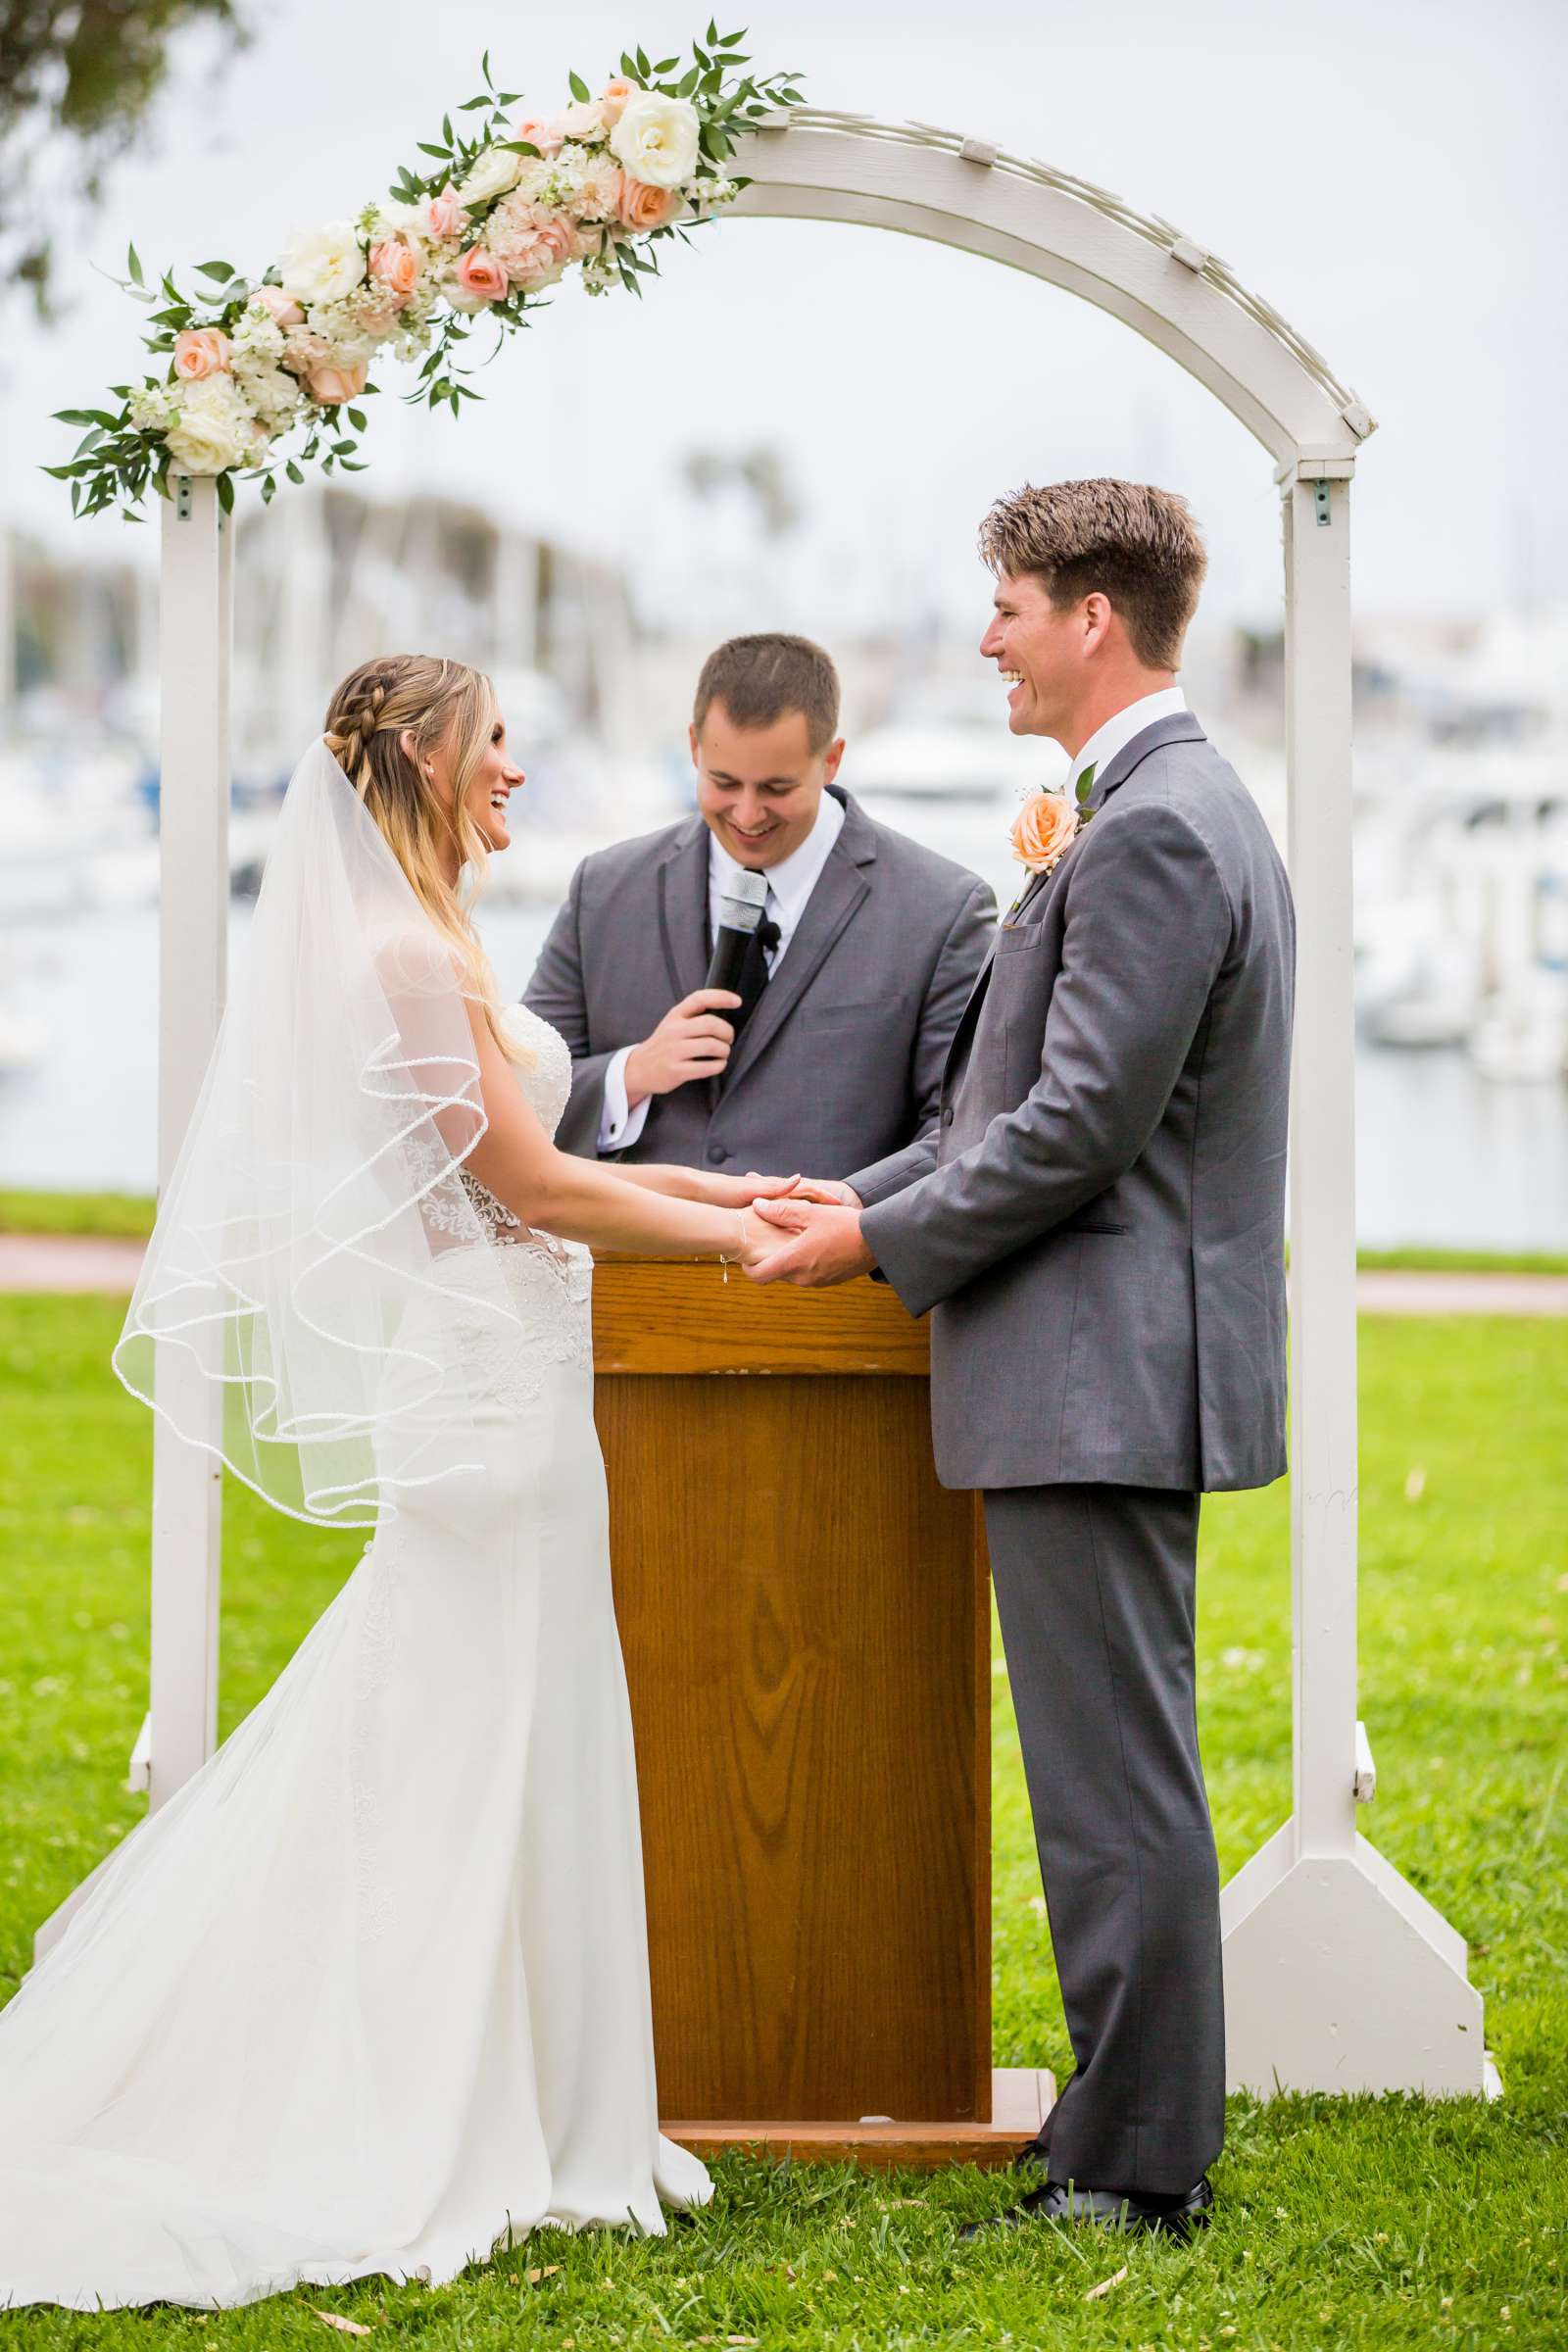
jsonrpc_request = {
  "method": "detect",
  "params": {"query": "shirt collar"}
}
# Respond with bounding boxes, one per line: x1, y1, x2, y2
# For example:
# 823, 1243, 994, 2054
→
1067, 687, 1188, 797
708, 785, 845, 932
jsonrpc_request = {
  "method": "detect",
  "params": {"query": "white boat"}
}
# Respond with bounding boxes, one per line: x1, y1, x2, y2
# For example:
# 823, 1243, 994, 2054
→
848, 686, 1052, 804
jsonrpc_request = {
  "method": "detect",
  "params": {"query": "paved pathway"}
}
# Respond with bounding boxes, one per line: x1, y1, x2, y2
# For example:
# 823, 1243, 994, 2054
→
0, 1235, 150, 1292
3, 1231, 1567, 1313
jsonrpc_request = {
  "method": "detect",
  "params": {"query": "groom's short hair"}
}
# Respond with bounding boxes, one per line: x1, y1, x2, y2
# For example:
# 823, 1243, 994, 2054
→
978, 480, 1207, 671
694, 633, 841, 754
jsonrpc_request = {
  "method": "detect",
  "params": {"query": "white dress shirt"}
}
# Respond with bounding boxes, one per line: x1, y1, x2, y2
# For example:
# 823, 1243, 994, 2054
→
1065, 686, 1187, 801
598, 788, 848, 1152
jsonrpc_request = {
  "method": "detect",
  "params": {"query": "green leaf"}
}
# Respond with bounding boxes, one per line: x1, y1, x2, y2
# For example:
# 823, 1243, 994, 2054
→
481, 46, 492, 86
442, 113, 454, 144
567, 69, 590, 102
416, 141, 451, 158
459, 93, 490, 110
347, 407, 368, 431
195, 260, 234, 280
285, 459, 305, 484
677, 66, 699, 95
620, 50, 638, 78
718, 24, 748, 43
261, 473, 276, 503
707, 17, 718, 40
126, 242, 143, 286
636, 45, 652, 75
653, 54, 680, 71
215, 469, 235, 514
52, 408, 101, 426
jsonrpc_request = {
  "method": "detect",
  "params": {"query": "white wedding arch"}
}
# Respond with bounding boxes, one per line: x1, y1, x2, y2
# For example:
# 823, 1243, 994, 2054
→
50, 108, 1492, 2102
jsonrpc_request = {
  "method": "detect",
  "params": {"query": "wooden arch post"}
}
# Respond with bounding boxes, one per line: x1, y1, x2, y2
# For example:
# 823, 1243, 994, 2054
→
63, 109, 1488, 2099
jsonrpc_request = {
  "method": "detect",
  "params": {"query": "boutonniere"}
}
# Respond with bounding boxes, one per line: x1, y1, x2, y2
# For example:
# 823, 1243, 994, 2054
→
1004, 771, 1093, 917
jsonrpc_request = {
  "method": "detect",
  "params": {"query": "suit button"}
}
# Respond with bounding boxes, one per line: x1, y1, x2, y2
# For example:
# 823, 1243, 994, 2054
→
942, 1105, 955, 1126
707, 1145, 726, 1165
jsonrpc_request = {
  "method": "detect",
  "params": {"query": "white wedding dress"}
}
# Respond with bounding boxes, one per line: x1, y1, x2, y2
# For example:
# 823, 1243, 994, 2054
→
0, 1004, 711, 2313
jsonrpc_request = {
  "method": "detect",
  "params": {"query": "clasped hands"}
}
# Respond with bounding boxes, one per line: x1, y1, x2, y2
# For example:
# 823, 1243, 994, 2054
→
707, 1171, 874, 1288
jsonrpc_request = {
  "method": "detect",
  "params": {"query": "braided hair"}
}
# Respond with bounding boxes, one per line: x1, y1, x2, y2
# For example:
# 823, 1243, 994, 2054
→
321, 654, 527, 1063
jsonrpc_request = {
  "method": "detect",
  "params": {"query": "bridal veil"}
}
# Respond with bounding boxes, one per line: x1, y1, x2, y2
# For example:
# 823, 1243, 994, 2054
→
113, 736, 524, 1525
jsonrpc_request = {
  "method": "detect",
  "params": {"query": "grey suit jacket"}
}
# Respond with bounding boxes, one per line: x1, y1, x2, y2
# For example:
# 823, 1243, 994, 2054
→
522, 786, 996, 1180
856, 714, 1295, 1495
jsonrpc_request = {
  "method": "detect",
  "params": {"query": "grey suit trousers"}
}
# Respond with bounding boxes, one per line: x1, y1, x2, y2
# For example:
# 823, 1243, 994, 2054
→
984, 1482, 1224, 2195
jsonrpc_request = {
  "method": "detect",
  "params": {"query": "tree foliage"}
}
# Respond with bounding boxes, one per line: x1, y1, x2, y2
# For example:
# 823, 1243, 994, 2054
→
1, 0, 248, 316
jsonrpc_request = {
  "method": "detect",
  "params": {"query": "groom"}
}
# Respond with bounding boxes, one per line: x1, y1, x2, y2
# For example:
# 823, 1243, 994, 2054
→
749, 480, 1295, 2236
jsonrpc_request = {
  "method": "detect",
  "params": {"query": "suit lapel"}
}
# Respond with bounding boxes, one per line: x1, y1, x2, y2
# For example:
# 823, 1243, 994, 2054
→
656, 819, 710, 1003
938, 713, 1209, 1092
721, 796, 875, 1092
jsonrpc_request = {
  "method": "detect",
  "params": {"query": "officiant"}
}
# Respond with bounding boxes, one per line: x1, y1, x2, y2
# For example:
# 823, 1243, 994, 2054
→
522, 633, 997, 1178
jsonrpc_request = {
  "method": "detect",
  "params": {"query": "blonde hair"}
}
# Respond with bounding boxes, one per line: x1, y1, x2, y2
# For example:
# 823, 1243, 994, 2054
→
978, 479, 1207, 671
323, 654, 527, 1064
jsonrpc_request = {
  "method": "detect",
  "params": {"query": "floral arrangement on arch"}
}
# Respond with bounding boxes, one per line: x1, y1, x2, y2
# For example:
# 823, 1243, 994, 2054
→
50, 26, 803, 519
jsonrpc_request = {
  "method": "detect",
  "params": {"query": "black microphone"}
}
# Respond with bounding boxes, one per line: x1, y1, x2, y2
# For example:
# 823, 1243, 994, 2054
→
705, 866, 769, 1031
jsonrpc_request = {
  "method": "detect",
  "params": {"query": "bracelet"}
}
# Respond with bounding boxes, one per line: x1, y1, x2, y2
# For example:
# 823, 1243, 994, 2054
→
718, 1206, 750, 1281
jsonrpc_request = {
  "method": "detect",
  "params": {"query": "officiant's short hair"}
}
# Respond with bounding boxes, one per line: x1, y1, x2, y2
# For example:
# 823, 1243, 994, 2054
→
694, 633, 841, 755
978, 479, 1207, 672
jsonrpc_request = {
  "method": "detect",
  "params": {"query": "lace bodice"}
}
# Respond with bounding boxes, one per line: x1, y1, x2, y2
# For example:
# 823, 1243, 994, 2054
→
457, 1004, 576, 1248
427, 1004, 594, 1411
504, 1003, 574, 1138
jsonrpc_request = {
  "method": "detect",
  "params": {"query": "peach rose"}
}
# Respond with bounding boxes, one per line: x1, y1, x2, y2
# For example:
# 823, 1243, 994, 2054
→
368, 236, 419, 301
421, 185, 467, 242
617, 175, 682, 232
560, 97, 606, 140
305, 358, 368, 406
514, 113, 564, 156
600, 76, 636, 126
251, 284, 305, 328
454, 244, 509, 305
172, 327, 231, 381
1009, 789, 1080, 874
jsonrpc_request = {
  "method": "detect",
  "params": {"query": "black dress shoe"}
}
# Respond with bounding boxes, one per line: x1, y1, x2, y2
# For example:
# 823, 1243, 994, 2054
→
959, 2175, 1213, 2242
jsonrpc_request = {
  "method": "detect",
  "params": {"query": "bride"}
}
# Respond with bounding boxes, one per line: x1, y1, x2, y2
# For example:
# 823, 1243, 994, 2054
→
0, 654, 786, 2313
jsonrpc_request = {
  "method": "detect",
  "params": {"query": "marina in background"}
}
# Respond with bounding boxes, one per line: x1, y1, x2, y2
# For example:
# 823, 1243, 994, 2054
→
2, 494, 1565, 1249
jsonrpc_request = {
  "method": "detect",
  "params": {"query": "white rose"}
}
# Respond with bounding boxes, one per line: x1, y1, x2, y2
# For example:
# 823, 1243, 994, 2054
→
166, 378, 254, 473
457, 143, 523, 207
609, 91, 700, 189
278, 220, 366, 307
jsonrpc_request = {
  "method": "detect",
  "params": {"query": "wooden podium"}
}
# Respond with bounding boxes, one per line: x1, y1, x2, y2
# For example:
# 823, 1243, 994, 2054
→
592, 1256, 1053, 2169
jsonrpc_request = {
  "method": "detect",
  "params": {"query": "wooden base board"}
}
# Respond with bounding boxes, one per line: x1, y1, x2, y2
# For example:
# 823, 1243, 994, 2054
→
663, 2068, 1055, 2172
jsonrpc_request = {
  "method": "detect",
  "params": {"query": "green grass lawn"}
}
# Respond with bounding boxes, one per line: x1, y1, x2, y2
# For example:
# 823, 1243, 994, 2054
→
0, 1297, 1564, 2348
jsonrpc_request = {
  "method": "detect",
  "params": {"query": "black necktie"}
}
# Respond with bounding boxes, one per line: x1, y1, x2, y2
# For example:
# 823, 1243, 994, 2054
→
731, 908, 782, 1033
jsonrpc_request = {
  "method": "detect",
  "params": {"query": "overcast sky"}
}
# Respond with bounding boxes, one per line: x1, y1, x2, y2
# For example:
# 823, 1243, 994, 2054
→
3, 0, 1562, 639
